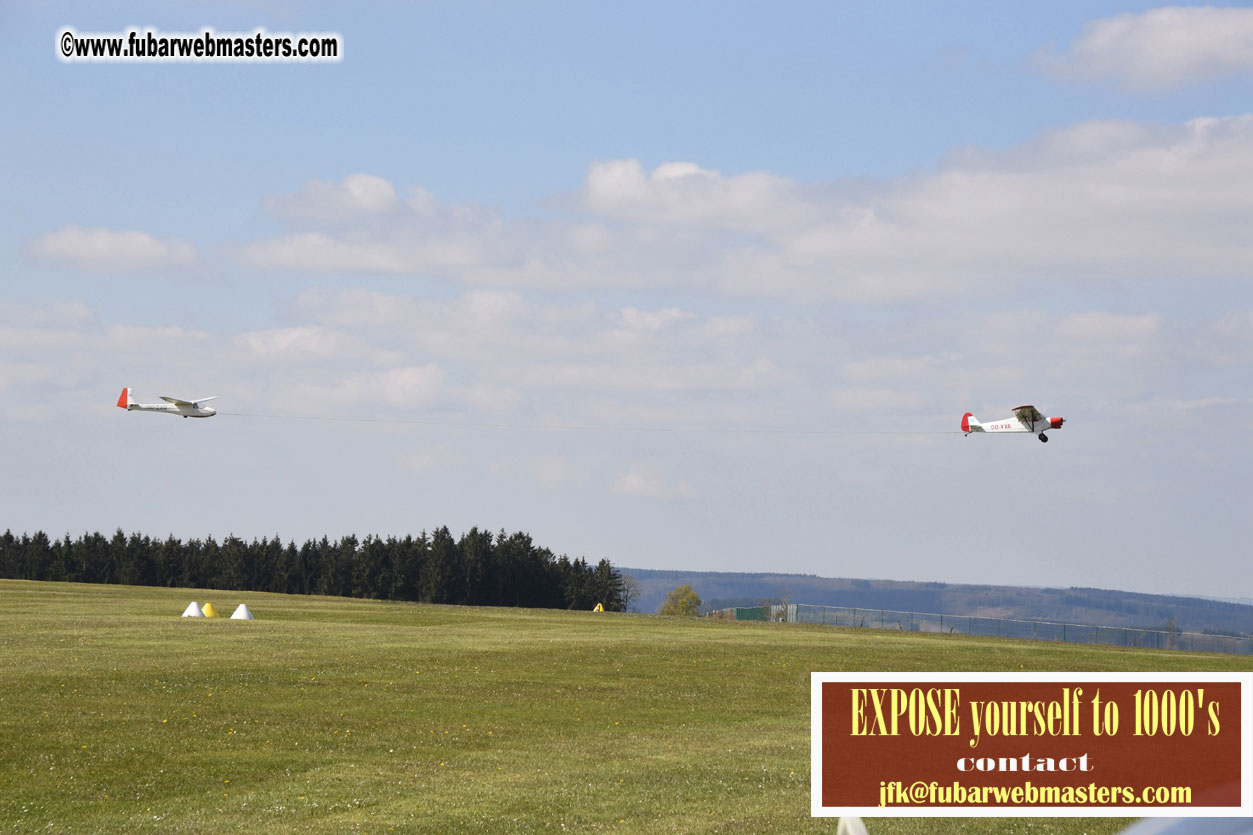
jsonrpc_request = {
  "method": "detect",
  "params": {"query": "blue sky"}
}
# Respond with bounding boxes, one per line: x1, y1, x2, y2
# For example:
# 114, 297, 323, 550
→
3, 2, 1252, 600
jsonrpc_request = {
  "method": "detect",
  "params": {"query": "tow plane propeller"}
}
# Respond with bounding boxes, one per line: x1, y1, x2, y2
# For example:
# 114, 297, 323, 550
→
117, 387, 217, 418
962, 405, 1063, 443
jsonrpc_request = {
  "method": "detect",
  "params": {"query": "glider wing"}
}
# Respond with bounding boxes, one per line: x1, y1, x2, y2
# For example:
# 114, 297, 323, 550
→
159, 395, 217, 407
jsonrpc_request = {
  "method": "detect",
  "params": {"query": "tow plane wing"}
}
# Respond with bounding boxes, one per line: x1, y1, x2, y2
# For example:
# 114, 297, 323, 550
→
1012, 405, 1045, 425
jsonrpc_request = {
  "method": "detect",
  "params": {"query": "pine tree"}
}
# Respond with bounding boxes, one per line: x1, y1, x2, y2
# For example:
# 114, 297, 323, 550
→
219, 535, 247, 590
390, 533, 425, 602
26, 531, 52, 581
354, 535, 389, 599
157, 535, 183, 587
276, 541, 298, 594
590, 559, 626, 611
48, 535, 72, 582
460, 527, 495, 606
200, 536, 221, 588
422, 527, 461, 604
0, 529, 16, 578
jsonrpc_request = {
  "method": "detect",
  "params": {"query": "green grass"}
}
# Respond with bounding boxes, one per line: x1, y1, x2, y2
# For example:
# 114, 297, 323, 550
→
1, 580, 1248, 833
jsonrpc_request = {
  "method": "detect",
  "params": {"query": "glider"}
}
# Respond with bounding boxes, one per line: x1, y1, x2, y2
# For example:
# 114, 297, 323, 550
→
116, 387, 217, 418
962, 405, 1064, 443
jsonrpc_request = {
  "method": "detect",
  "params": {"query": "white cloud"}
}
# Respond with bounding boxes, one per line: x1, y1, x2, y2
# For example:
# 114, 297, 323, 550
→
277, 291, 793, 431
826, 388, 926, 414
618, 307, 696, 331
1165, 396, 1246, 412
1213, 310, 1253, 338
582, 158, 810, 233
272, 287, 1229, 441
400, 443, 456, 474
455, 382, 524, 413
241, 232, 419, 274
29, 226, 196, 272
1037, 6, 1253, 90
265, 173, 399, 221
510, 357, 785, 394
531, 455, 583, 489
235, 327, 348, 360
234, 114, 1253, 302
613, 461, 693, 499
1056, 312, 1161, 345
0, 299, 93, 327
841, 353, 956, 384
315, 365, 448, 409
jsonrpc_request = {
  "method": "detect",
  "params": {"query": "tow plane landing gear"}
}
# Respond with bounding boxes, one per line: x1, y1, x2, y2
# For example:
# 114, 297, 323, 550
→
1038, 433, 1048, 443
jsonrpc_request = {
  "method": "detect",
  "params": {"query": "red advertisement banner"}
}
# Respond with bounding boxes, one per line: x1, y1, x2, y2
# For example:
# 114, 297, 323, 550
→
811, 672, 1252, 817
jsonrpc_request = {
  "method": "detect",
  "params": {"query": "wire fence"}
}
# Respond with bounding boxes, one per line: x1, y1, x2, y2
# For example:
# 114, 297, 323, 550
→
715, 603, 1253, 656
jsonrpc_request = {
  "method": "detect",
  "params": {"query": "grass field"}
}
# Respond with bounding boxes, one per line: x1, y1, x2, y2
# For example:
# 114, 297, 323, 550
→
1, 580, 1248, 833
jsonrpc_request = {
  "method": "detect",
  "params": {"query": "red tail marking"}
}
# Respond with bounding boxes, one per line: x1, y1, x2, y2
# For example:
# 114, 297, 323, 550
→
117, 388, 129, 409
961, 412, 973, 433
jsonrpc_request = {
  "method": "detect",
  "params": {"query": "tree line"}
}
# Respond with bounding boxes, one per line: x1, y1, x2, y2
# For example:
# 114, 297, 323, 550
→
0, 527, 629, 611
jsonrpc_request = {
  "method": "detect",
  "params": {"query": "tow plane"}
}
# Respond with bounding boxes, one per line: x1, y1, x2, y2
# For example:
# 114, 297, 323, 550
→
117, 387, 217, 418
962, 405, 1063, 443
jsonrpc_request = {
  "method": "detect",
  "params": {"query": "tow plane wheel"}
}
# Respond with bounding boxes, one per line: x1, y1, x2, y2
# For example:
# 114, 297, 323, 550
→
1038, 433, 1048, 443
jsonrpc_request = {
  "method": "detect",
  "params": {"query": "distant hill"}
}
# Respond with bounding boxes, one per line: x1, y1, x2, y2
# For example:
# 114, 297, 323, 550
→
622, 568, 1253, 637
1201, 596, 1253, 607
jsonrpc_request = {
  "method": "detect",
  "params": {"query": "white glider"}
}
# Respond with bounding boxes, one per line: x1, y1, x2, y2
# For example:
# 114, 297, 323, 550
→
962, 404, 1064, 443
117, 387, 217, 418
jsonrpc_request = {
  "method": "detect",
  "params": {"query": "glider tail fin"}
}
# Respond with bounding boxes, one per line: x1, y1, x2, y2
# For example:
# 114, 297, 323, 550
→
117, 387, 134, 410
961, 412, 982, 433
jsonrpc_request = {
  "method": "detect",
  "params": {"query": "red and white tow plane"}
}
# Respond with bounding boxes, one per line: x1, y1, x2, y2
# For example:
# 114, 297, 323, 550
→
962, 405, 1064, 443
117, 387, 217, 418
